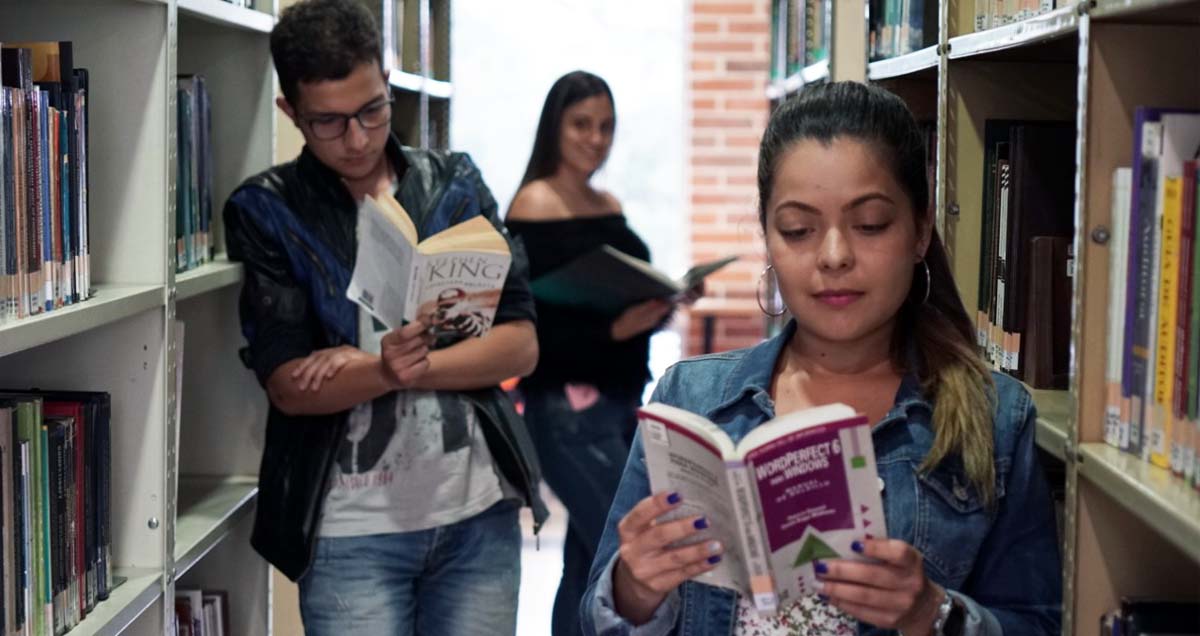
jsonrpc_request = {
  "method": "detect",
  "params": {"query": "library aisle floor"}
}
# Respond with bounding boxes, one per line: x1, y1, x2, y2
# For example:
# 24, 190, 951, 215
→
518, 487, 569, 636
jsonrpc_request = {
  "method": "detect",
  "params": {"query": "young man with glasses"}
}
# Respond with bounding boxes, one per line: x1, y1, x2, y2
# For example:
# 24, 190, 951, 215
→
222, 1, 547, 634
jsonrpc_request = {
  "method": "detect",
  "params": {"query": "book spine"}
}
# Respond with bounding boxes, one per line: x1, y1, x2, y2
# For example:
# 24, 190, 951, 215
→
1151, 176, 1182, 468
995, 159, 1012, 371
1107, 168, 1131, 448
1188, 162, 1200, 486
1173, 168, 1194, 476
17, 440, 28, 636
38, 420, 50, 636
1127, 120, 1162, 457
38, 92, 49, 314
727, 463, 776, 614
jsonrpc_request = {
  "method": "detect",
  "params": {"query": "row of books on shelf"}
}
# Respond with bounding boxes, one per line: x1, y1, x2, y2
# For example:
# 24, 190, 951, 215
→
975, 120, 1075, 392
974, 0, 1061, 33
176, 75, 214, 274
172, 588, 230, 636
0, 391, 113, 636
1103, 107, 1200, 491
868, 0, 936, 62
1099, 598, 1200, 635
769, 0, 830, 80
0, 42, 92, 326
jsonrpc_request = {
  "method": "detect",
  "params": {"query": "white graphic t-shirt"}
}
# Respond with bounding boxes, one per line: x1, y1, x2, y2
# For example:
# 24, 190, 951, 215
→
318, 309, 508, 536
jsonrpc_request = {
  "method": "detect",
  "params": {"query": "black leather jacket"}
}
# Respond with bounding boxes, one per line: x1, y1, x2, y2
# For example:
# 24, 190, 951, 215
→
223, 136, 548, 581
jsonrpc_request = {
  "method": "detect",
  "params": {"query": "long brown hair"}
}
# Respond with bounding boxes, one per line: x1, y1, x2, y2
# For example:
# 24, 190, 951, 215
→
757, 81, 996, 503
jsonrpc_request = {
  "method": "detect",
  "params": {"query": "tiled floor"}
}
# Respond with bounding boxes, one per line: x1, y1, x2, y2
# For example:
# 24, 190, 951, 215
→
517, 485, 569, 636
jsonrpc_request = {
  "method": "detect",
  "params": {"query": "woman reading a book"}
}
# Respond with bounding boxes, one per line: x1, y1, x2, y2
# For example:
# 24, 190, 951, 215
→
581, 82, 1061, 635
505, 71, 676, 636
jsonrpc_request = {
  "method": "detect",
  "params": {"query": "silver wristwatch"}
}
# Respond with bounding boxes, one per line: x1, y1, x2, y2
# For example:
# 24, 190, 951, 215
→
930, 589, 956, 634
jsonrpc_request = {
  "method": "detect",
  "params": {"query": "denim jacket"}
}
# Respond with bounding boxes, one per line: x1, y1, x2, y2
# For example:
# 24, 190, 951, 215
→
581, 321, 1061, 636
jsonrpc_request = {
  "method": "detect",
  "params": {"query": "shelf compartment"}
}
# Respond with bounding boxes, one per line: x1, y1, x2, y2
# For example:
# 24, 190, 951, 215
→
66, 567, 162, 636
868, 45, 940, 81
176, 256, 243, 301
0, 285, 164, 359
1077, 443, 1200, 563
425, 78, 454, 100
1092, 0, 1200, 22
178, 0, 275, 33
175, 476, 259, 578
766, 60, 830, 100
948, 5, 1078, 60
389, 69, 424, 94
1031, 388, 1070, 461
388, 69, 454, 99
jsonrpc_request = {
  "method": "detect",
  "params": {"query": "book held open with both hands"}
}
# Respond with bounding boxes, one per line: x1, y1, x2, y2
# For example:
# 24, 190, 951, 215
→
639, 402, 886, 616
346, 193, 511, 340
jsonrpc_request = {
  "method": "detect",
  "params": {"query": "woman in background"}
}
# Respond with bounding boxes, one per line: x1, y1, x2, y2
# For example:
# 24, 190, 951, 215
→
506, 70, 674, 636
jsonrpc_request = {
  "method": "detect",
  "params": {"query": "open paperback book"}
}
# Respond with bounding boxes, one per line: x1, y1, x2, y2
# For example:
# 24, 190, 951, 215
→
531, 245, 736, 314
639, 402, 886, 616
346, 193, 511, 340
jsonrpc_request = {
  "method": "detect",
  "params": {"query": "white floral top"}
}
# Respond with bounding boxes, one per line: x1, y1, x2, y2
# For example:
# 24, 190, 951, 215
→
735, 594, 857, 635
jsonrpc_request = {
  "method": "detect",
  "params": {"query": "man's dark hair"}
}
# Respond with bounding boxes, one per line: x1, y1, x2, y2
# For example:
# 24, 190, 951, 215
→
270, 0, 382, 107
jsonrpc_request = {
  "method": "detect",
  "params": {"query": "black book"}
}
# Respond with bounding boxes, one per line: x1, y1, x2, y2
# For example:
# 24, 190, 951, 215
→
1120, 598, 1200, 635
1005, 122, 1076, 380
531, 245, 736, 315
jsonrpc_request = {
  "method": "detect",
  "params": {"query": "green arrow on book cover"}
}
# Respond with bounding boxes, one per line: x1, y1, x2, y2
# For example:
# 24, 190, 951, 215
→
793, 532, 840, 567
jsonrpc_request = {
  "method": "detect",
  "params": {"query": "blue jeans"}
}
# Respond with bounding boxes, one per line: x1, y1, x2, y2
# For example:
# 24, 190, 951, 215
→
298, 499, 521, 636
523, 386, 636, 636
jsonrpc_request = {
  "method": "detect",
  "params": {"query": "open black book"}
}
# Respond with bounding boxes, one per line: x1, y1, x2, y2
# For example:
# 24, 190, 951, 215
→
530, 245, 736, 314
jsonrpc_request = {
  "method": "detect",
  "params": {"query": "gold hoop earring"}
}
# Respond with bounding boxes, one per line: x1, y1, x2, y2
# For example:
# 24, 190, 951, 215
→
757, 265, 786, 317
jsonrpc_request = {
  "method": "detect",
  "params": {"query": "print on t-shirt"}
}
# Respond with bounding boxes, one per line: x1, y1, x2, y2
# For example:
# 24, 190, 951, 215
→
336, 391, 471, 475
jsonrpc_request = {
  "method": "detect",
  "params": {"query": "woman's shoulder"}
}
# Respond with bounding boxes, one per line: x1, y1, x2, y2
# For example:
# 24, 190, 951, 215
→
987, 371, 1037, 455
506, 180, 568, 221
596, 189, 623, 214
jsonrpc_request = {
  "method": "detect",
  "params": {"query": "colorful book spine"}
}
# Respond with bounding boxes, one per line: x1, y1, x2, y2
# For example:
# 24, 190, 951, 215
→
1151, 176, 1183, 469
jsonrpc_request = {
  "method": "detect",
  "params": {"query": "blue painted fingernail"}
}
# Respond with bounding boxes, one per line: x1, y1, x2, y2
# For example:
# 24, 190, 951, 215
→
818, 594, 829, 602
814, 560, 828, 575
707, 555, 722, 564
694, 517, 708, 530
851, 540, 865, 553
666, 492, 681, 505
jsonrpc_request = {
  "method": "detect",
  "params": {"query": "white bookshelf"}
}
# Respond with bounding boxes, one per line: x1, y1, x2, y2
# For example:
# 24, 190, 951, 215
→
867, 44, 939, 81
771, 1, 1200, 634
0, 286, 164, 358
178, 0, 275, 33
0, 0, 278, 633
175, 257, 242, 301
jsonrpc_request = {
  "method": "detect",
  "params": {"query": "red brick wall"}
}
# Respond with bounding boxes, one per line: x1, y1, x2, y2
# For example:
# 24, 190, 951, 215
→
686, 0, 770, 355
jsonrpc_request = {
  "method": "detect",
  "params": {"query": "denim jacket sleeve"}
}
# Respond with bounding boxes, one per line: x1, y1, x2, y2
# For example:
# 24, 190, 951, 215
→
581, 374, 685, 636
951, 388, 1062, 636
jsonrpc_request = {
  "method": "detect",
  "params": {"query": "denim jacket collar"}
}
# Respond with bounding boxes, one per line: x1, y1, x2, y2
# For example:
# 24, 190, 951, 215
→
708, 319, 933, 430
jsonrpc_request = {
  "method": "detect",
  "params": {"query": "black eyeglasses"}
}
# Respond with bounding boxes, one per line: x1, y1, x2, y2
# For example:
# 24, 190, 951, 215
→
302, 98, 394, 140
